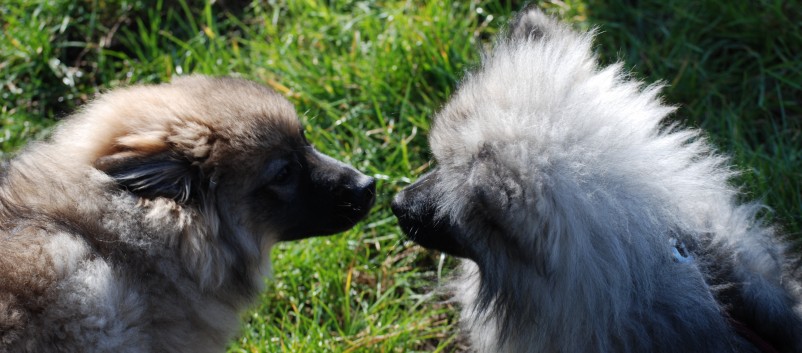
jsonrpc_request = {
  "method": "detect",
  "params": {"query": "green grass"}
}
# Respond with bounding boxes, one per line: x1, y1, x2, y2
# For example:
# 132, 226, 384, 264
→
2, 0, 800, 351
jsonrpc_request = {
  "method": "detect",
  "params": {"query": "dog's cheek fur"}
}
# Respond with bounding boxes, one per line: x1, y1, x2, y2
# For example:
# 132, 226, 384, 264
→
246, 183, 301, 235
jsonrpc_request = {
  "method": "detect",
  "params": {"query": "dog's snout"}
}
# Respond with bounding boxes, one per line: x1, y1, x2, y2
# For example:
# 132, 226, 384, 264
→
353, 174, 376, 209
390, 191, 406, 217
391, 171, 436, 218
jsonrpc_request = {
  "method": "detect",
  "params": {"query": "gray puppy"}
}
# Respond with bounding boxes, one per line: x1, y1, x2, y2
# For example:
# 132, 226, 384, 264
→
0, 76, 375, 352
392, 8, 802, 353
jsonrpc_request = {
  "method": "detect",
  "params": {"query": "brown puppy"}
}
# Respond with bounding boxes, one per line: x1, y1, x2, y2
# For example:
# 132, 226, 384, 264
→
0, 76, 375, 352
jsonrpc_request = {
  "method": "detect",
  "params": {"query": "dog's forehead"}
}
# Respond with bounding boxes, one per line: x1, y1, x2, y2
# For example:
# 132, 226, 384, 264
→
252, 114, 304, 149
174, 76, 304, 145
213, 112, 304, 158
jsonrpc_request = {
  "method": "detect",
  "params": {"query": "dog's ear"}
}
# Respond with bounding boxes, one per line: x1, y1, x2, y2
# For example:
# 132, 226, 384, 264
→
508, 5, 556, 41
94, 121, 214, 203
469, 144, 524, 217
95, 150, 198, 203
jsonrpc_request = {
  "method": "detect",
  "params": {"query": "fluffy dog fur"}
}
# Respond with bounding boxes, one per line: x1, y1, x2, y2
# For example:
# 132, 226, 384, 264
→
0, 76, 375, 352
392, 8, 802, 353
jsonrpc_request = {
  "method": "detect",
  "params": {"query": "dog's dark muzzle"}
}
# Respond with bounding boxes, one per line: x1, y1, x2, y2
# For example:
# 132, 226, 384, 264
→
281, 150, 376, 241
392, 172, 470, 258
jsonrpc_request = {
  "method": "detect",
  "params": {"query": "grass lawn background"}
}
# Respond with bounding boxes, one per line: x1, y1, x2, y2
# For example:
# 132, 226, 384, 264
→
2, 0, 800, 352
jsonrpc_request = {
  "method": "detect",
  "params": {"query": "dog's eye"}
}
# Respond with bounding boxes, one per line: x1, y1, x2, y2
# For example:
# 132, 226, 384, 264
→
272, 165, 291, 184
264, 159, 294, 185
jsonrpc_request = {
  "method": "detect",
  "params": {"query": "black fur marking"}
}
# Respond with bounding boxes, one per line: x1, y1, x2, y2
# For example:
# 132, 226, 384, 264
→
97, 152, 199, 204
